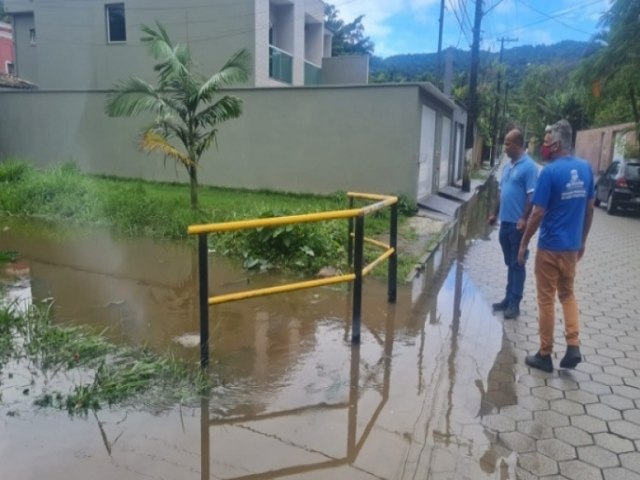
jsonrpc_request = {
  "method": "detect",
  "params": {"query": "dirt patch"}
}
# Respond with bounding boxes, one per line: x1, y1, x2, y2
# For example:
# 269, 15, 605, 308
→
398, 213, 450, 258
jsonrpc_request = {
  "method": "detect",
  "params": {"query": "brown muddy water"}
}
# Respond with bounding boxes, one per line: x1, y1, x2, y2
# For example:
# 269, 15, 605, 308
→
0, 187, 519, 480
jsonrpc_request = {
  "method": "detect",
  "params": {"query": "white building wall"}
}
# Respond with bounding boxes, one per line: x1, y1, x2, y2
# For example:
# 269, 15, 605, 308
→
292, 1, 304, 85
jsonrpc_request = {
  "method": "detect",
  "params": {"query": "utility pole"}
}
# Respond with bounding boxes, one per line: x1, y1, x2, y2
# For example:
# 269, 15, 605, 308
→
436, 0, 446, 89
465, 0, 483, 150
490, 36, 517, 167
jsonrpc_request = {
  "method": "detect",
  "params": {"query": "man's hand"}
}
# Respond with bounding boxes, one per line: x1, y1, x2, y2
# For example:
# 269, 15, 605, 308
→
516, 218, 527, 231
488, 214, 497, 226
517, 245, 527, 265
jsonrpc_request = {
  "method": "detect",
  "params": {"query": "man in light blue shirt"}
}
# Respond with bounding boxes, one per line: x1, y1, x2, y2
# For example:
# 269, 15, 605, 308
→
488, 129, 539, 319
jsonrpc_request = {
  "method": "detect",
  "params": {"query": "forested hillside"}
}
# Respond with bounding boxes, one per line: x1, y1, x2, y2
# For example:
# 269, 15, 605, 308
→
369, 40, 599, 89
327, 0, 638, 156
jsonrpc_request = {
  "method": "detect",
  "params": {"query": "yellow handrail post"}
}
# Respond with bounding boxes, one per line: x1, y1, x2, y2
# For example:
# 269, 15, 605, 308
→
351, 215, 364, 343
347, 196, 355, 268
198, 234, 210, 368
189, 191, 399, 354
388, 202, 398, 303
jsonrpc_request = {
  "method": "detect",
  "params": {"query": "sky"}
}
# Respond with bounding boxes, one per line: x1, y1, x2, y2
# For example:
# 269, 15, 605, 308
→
331, 0, 611, 58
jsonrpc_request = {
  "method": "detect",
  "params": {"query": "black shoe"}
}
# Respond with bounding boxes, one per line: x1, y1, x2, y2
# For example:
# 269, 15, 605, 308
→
503, 304, 520, 319
525, 352, 553, 372
492, 299, 508, 311
559, 346, 582, 369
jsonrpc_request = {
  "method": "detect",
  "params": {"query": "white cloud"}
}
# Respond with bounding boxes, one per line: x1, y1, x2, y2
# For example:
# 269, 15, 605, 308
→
334, 0, 439, 41
527, 29, 555, 46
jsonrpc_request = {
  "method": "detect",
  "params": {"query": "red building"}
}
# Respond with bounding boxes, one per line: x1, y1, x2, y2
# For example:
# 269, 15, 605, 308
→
0, 21, 14, 75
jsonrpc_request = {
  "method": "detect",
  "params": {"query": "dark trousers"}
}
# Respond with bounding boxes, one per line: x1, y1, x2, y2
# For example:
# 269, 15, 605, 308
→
498, 222, 527, 307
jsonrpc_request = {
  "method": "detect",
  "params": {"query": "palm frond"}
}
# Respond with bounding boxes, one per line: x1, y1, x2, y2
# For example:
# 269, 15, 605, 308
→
141, 22, 174, 61
195, 129, 218, 159
140, 130, 195, 167
194, 95, 243, 128
198, 49, 250, 101
106, 77, 167, 117
141, 22, 190, 86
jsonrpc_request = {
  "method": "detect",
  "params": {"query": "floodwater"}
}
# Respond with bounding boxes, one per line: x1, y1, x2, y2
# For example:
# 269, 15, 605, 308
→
0, 184, 520, 480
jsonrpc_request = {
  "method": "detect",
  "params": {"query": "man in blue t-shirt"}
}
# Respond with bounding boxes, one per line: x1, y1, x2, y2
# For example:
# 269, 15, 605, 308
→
517, 119, 595, 373
488, 128, 538, 319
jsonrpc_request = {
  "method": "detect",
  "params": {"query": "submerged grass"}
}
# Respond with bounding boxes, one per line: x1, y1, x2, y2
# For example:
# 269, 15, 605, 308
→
0, 302, 210, 415
0, 159, 417, 276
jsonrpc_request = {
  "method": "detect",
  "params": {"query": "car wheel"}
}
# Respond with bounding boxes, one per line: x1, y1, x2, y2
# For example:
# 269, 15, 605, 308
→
606, 192, 617, 215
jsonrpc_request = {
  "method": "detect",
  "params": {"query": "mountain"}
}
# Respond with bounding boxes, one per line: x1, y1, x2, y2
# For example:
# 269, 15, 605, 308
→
370, 40, 601, 88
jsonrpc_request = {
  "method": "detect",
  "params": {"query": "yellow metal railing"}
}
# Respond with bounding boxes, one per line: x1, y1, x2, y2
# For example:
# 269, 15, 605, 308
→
188, 191, 398, 367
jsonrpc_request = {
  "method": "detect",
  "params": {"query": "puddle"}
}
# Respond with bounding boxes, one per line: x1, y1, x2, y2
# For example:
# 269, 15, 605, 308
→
0, 180, 521, 479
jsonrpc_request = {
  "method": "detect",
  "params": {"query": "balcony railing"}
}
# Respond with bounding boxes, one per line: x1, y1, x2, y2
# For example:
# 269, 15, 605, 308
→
304, 61, 321, 85
269, 45, 292, 84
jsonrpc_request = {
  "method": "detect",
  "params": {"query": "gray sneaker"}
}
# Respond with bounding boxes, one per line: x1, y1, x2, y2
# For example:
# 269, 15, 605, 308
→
503, 304, 520, 319
492, 299, 508, 311
525, 352, 553, 372
559, 346, 582, 369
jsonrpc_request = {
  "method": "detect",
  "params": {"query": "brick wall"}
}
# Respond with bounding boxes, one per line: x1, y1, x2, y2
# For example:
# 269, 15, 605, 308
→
575, 123, 638, 173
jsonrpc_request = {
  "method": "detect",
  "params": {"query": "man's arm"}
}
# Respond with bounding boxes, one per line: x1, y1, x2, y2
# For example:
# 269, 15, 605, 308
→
516, 192, 534, 231
578, 200, 595, 260
517, 205, 544, 264
488, 192, 500, 226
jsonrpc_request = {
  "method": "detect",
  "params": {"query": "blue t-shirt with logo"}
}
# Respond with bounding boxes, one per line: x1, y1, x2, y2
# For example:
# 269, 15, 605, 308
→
499, 154, 538, 223
532, 156, 594, 251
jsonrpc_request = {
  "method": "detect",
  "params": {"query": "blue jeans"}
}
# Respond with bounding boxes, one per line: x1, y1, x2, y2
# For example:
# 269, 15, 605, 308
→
498, 222, 527, 307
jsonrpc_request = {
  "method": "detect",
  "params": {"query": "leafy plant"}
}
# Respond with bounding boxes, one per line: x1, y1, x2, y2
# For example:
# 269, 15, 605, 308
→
105, 22, 250, 209
217, 209, 347, 274
1, 303, 211, 415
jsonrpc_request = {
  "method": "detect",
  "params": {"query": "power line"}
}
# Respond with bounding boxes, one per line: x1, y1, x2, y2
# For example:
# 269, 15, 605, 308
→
459, 0, 475, 33
517, 0, 596, 36
489, 0, 605, 39
483, 0, 506, 16
447, 0, 473, 47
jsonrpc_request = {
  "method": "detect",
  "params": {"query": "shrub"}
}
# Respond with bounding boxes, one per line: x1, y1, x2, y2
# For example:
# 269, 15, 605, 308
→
0, 159, 31, 183
216, 209, 347, 273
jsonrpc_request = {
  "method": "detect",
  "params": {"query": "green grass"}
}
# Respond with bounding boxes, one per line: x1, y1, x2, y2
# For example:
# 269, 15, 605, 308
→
0, 302, 210, 415
0, 159, 414, 276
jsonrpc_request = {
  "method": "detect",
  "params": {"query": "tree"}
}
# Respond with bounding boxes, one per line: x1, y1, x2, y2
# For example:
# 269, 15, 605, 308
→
105, 22, 249, 209
324, 4, 374, 57
575, 0, 640, 136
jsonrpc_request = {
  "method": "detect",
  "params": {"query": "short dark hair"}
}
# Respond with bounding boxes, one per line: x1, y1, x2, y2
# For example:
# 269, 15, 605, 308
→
506, 128, 525, 148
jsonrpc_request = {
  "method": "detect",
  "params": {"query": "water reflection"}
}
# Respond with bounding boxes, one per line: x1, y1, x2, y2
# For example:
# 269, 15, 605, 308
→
199, 306, 393, 480
0, 179, 522, 479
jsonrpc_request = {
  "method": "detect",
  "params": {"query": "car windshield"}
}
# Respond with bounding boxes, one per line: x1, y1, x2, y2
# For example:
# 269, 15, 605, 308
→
625, 163, 640, 179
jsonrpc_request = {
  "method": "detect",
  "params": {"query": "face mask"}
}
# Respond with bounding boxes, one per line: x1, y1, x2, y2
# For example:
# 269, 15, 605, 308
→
541, 144, 553, 160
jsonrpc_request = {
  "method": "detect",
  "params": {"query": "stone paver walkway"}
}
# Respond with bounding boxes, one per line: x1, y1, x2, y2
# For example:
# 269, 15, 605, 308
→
464, 208, 640, 479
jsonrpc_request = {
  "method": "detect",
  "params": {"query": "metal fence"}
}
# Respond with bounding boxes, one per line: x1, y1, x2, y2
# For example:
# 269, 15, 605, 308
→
187, 192, 398, 367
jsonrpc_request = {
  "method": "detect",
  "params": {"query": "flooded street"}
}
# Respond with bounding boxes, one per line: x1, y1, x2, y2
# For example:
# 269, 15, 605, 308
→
1, 186, 519, 479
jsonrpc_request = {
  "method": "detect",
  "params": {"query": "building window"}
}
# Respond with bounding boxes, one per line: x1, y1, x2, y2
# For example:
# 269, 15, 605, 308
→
6, 62, 15, 75
29, 28, 36, 46
106, 3, 126, 43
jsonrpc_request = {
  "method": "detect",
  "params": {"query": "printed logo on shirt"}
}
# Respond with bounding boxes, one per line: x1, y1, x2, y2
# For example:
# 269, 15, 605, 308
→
561, 169, 586, 200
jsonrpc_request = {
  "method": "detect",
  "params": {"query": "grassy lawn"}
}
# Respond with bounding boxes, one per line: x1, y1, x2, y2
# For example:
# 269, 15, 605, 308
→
0, 159, 421, 278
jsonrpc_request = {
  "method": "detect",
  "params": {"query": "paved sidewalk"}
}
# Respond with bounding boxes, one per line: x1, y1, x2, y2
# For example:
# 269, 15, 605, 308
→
464, 208, 640, 479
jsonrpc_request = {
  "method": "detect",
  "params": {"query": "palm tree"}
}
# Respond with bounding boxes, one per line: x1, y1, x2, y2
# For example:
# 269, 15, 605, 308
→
105, 22, 250, 209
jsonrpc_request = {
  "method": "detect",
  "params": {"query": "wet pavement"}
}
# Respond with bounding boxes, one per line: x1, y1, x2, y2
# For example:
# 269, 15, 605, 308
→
1, 196, 640, 479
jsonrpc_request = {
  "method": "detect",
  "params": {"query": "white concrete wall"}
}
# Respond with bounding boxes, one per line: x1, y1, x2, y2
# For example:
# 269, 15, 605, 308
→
0, 84, 460, 200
